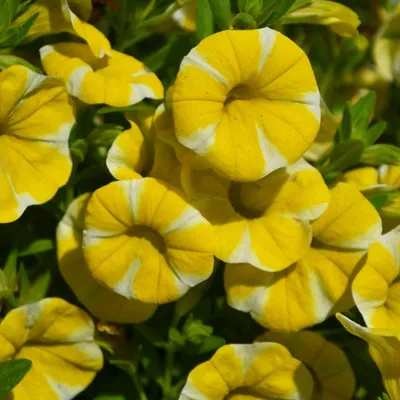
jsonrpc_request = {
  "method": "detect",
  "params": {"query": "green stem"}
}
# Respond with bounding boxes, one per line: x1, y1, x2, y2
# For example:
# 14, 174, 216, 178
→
131, 370, 149, 400
137, 4, 180, 30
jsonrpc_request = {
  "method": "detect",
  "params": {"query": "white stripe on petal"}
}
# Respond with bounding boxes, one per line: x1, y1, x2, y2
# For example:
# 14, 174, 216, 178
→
302, 91, 321, 123
181, 49, 229, 87
67, 66, 91, 98
179, 378, 212, 400
24, 302, 43, 328
178, 123, 217, 155
126, 179, 146, 223
47, 377, 84, 400
113, 258, 141, 298
257, 28, 277, 74
228, 225, 261, 267
256, 126, 287, 175
162, 207, 205, 235
129, 83, 157, 104
309, 270, 335, 324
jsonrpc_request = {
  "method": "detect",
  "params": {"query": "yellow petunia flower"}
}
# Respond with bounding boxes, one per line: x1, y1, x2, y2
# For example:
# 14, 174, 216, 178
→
182, 158, 330, 272
179, 343, 314, 400
0, 65, 74, 223
172, 27, 321, 182
283, 0, 361, 37
0, 298, 103, 399
14, 0, 111, 58
257, 331, 356, 399
352, 226, 400, 329
172, 2, 197, 32
40, 39, 164, 107
225, 183, 382, 331
106, 111, 183, 188
342, 165, 400, 192
337, 313, 400, 400
57, 194, 157, 323
82, 178, 215, 304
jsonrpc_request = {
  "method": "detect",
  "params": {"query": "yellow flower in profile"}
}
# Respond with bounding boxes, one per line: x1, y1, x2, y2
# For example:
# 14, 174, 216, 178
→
172, 27, 321, 182
106, 111, 183, 188
0, 298, 103, 399
40, 33, 164, 107
15, 0, 111, 58
225, 183, 382, 331
172, 2, 196, 32
352, 226, 400, 329
57, 194, 157, 323
342, 165, 400, 192
283, 0, 361, 37
257, 331, 356, 399
182, 158, 330, 272
179, 343, 314, 400
0, 65, 75, 223
338, 313, 400, 400
82, 178, 215, 304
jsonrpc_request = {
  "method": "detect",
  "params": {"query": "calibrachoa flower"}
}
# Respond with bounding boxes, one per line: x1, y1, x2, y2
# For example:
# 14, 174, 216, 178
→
182, 158, 330, 271
15, 0, 111, 58
0, 298, 103, 399
82, 178, 215, 304
342, 165, 400, 192
172, 27, 321, 182
225, 183, 382, 331
257, 331, 356, 399
40, 27, 164, 107
0, 65, 74, 223
179, 343, 314, 400
352, 226, 400, 329
172, 1, 196, 32
57, 193, 157, 323
338, 313, 400, 400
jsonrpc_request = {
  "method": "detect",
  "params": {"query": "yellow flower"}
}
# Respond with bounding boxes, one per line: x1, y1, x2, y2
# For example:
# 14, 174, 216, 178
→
342, 165, 400, 192
14, 0, 111, 58
57, 194, 157, 323
106, 111, 183, 188
352, 226, 400, 329
225, 183, 382, 331
256, 331, 356, 399
182, 158, 330, 272
40, 38, 164, 107
172, 27, 321, 182
82, 178, 215, 304
337, 313, 400, 400
0, 298, 103, 399
179, 343, 314, 400
0, 65, 74, 223
283, 0, 361, 37
172, 2, 197, 32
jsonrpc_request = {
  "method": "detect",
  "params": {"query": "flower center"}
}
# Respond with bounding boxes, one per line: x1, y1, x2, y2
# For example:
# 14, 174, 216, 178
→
229, 182, 265, 219
126, 225, 166, 253
225, 84, 264, 105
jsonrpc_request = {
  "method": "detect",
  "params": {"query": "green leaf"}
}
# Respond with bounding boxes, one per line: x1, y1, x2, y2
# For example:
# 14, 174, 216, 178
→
71, 139, 88, 164
168, 328, 185, 347
0, 0, 20, 35
324, 139, 365, 173
3, 246, 18, 291
289, 0, 312, 12
338, 103, 352, 142
18, 271, 51, 305
208, 0, 231, 29
258, 0, 297, 25
0, 359, 32, 400
232, 12, 258, 29
0, 12, 38, 49
364, 121, 387, 147
196, 0, 214, 41
96, 103, 155, 115
350, 92, 376, 140
19, 239, 54, 257
238, 0, 262, 14
0, 55, 41, 73
361, 144, 400, 166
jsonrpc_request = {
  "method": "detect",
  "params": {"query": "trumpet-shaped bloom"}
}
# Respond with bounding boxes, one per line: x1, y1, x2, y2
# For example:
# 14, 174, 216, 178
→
172, 27, 321, 182
352, 226, 400, 329
0, 65, 74, 223
57, 194, 157, 323
0, 298, 103, 400
172, 2, 196, 32
40, 39, 164, 107
179, 343, 314, 400
337, 313, 400, 400
283, 0, 361, 37
257, 331, 356, 399
182, 158, 330, 272
342, 165, 400, 192
82, 178, 215, 304
14, 0, 111, 58
225, 183, 382, 331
